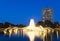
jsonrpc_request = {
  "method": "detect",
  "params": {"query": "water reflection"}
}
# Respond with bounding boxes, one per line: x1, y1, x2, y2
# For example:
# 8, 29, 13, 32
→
0, 31, 60, 41
0, 19, 60, 41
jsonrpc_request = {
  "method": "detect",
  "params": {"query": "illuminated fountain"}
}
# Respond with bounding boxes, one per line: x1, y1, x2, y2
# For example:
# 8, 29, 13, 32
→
23, 19, 48, 41
3, 18, 55, 41
13, 27, 18, 35
4, 27, 12, 37
4, 27, 22, 36
56, 30, 59, 39
23, 19, 36, 41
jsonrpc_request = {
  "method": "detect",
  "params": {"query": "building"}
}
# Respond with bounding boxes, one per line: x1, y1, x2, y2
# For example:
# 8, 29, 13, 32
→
42, 8, 53, 22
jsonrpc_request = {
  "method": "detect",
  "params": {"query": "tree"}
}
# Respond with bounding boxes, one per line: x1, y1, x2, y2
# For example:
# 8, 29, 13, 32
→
0, 23, 3, 28
4, 22, 11, 28
54, 22, 59, 28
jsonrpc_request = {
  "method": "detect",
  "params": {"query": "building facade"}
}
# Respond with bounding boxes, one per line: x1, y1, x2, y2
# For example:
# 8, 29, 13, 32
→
42, 8, 53, 22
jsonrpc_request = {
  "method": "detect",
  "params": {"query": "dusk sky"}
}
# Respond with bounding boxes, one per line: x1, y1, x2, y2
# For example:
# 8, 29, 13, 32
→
0, 0, 60, 25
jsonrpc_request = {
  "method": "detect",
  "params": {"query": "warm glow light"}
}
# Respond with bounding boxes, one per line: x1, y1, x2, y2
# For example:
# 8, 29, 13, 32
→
3, 18, 56, 41
9, 29, 12, 37
56, 31, 58, 39
4, 27, 12, 37
13, 27, 18, 35
23, 19, 48, 41
25, 18, 36, 30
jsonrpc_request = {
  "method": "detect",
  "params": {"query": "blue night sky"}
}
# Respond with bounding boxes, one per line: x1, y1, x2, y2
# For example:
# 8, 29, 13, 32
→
0, 0, 60, 25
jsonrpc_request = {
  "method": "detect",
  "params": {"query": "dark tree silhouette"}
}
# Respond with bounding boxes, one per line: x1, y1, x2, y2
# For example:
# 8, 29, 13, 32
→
0, 23, 4, 28
4, 22, 12, 28
54, 22, 59, 28
36, 20, 55, 28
